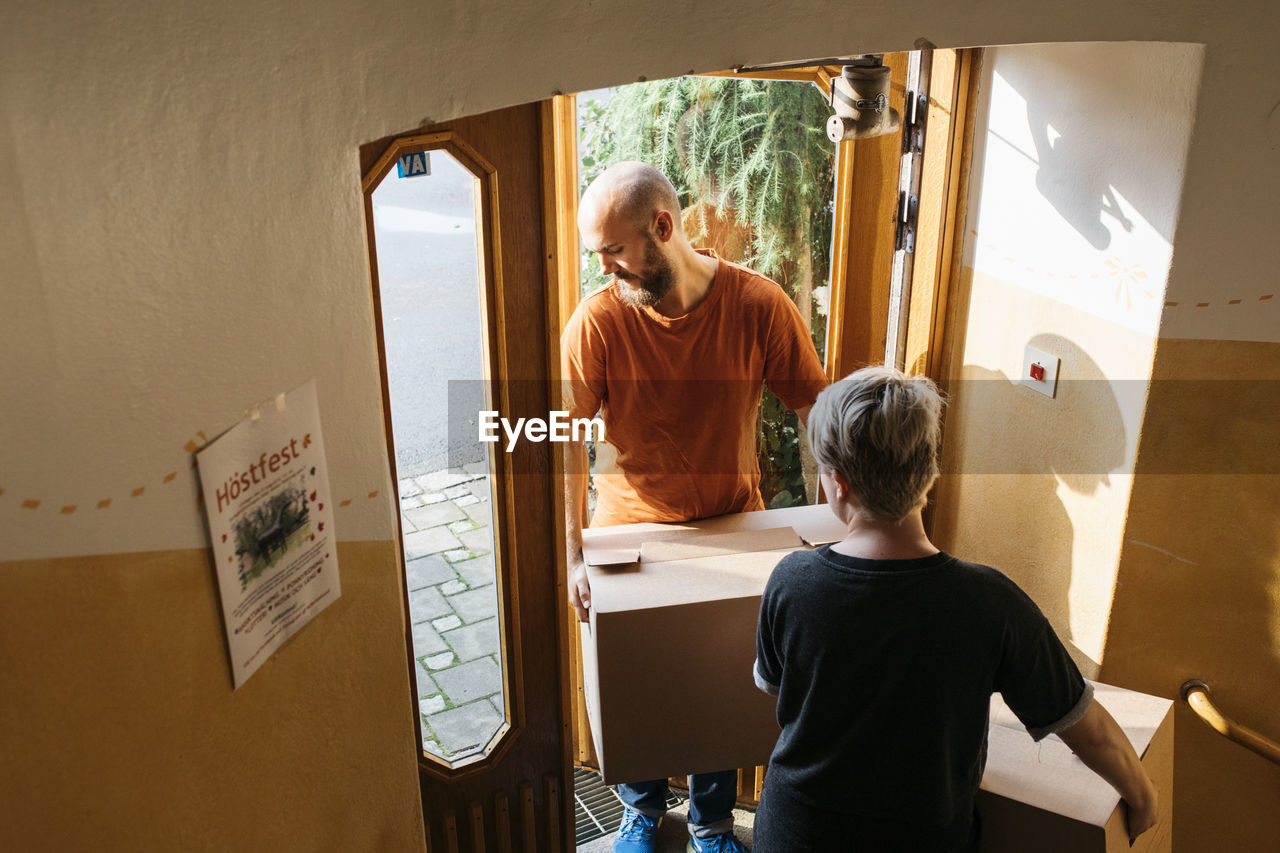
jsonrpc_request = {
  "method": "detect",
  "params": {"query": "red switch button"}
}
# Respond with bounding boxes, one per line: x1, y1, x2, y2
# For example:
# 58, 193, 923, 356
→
1029, 362, 1046, 381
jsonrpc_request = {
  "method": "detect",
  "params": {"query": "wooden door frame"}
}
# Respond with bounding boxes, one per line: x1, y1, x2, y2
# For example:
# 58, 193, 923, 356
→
361, 103, 574, 851
901, 49, 983, 535
824, 52, 912, 381
538, 96, 593, 779
901, 47, 983, 388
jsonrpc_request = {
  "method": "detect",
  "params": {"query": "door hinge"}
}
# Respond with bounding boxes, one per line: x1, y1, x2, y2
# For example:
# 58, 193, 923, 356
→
895, 191, 919, 254
902, 90, 927, 155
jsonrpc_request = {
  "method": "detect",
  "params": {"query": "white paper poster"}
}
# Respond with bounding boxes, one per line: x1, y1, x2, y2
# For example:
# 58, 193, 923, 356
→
197, 379, 341, 688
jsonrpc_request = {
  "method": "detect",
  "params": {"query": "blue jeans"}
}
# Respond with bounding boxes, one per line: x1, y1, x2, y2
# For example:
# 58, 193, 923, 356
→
617, 770, 738, 838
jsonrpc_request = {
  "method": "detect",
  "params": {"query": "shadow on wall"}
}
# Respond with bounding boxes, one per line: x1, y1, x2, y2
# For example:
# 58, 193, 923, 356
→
1026, 109, 1131, 250
1096, 342, 1280, 851
936, 334, 1127, 671
992, 42, 1192, 251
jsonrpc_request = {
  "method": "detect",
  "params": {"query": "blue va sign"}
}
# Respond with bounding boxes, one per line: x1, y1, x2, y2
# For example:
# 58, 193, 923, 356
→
396, 152, 431, 178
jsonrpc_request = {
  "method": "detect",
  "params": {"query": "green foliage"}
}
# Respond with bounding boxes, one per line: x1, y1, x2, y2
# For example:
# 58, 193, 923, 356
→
758, 388, 807, 508
577, 77, 836, 508
579, 77, 835, 293
577, 95, 615, 297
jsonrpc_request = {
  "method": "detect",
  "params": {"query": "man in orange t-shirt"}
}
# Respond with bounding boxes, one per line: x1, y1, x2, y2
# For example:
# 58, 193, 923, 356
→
561, 162, 828, 853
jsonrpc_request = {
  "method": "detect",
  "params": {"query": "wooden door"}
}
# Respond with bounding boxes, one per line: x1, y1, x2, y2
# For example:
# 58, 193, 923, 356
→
361, 103, 572, 852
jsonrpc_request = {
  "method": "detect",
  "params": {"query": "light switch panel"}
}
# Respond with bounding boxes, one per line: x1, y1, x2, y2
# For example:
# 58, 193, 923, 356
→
1021, 345, 1060, 398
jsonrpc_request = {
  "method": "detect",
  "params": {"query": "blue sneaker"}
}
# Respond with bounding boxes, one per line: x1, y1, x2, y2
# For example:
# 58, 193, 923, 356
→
614, 807, 661, 853
686, 832, 746, 853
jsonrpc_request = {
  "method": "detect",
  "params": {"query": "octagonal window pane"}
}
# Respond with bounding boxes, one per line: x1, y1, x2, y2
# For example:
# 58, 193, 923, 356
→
370, 148, 507, 767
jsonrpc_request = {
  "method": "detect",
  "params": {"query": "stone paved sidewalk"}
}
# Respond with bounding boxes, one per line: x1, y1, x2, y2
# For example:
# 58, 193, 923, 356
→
400, 462, 504, 765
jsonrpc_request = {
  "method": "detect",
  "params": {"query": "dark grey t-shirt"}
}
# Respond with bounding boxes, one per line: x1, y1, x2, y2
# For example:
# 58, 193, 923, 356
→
754, 547, 1091, 828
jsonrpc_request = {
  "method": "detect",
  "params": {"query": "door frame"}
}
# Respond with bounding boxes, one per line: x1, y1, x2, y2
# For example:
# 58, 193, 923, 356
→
361, 103, 574, 852
547, 49, 982, 804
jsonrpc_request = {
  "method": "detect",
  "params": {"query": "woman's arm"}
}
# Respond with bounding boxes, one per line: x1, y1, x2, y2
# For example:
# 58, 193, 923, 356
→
1057, 699, 1159, 842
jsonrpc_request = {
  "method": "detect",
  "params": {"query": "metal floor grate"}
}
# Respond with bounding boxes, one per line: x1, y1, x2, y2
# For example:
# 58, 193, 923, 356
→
573, 768, 686, 845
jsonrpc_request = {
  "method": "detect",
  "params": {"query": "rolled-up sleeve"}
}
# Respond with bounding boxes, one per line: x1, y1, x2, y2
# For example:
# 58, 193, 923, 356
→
753, 658, 779, 696
763, 287, 829, 412
1025, 680, 1094, 740
994, 579, 1094, 742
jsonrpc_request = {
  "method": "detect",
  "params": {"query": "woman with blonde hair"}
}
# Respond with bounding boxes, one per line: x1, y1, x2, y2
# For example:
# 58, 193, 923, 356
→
753, 367, 1156, 851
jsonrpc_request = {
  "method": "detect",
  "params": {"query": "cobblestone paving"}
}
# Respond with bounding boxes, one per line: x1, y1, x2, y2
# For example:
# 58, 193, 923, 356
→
400, 462, 504, 764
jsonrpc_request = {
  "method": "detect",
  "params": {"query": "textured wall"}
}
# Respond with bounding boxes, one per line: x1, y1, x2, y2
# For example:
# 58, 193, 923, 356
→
934, 39, 1279, 851
1101, 338, 1280, 852
934, 41, 1202, 672
0, 542, 424, 851
2, 0, 1279, 850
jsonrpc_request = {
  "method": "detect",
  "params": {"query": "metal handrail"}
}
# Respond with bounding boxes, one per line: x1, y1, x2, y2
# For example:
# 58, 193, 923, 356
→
1180, 680, 1280, 767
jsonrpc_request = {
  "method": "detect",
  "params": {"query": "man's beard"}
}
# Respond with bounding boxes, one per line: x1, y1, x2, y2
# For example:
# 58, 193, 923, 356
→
614, 240, 675, 309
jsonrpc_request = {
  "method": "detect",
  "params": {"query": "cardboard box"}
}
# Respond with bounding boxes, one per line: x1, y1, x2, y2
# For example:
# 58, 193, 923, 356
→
579, 503, 847, 784
978, 682, 1174, 852
581, 505, 1174, 853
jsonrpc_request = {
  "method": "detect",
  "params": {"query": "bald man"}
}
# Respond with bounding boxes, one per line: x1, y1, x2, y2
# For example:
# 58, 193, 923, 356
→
561, 162, 828, 853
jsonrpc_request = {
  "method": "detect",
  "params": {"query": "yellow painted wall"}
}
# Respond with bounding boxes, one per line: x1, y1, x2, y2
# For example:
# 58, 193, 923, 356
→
1100, 338, 1280, 853
2, 1, 1278, 851
0, 542, 424, 851
933, 40, 1280, 851
933, 41, 1196, 674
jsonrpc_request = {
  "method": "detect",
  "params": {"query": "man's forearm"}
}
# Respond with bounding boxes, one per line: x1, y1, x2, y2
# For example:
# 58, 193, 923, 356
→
564, 442, 588, 570
563, 442, 592, 621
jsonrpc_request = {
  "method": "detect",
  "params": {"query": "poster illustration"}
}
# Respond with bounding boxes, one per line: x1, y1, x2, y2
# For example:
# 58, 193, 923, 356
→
197, 379, 341, 688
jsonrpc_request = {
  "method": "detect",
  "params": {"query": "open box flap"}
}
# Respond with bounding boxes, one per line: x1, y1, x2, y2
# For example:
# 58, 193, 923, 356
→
791, 512, 848, 547
588, 547, 799, 613
638, 526, 802, 563
581, 523, 695, 566
581, 503, 846, 566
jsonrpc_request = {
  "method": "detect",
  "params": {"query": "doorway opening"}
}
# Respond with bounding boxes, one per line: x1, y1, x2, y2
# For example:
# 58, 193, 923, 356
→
359, 44, 983, 850
556, 48, 981, 839
576, 75, 837, 511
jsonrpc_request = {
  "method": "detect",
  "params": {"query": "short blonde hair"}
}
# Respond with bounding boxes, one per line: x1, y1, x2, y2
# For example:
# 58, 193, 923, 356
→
807, 366, 943, 521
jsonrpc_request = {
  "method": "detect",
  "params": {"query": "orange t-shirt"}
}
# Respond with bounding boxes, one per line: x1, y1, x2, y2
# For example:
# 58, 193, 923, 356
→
561, 251, 829, 527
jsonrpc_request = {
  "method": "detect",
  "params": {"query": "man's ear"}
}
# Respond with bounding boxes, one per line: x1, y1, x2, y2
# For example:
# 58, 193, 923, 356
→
652, 210, 675, 242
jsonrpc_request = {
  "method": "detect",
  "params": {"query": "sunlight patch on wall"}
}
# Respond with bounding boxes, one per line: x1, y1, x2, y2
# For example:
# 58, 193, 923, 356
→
964, 43, 1202, 339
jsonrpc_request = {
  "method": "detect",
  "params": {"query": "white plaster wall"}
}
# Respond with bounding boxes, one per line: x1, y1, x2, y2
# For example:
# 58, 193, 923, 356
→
945, 41, 1203, 667
1, 3, 1278, 850
1, 1, 1276, 563
965, 42, 1203, 340
958, 40, 1203, 460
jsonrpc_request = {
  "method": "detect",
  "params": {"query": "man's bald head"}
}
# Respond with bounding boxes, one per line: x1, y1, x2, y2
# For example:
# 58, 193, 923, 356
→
579, 161, 683, 236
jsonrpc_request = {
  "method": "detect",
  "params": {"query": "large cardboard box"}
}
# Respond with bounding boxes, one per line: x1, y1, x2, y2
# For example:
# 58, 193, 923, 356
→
579, 503, 846, 784
978, 682, 1174, 852
580, 505, 1174, 853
